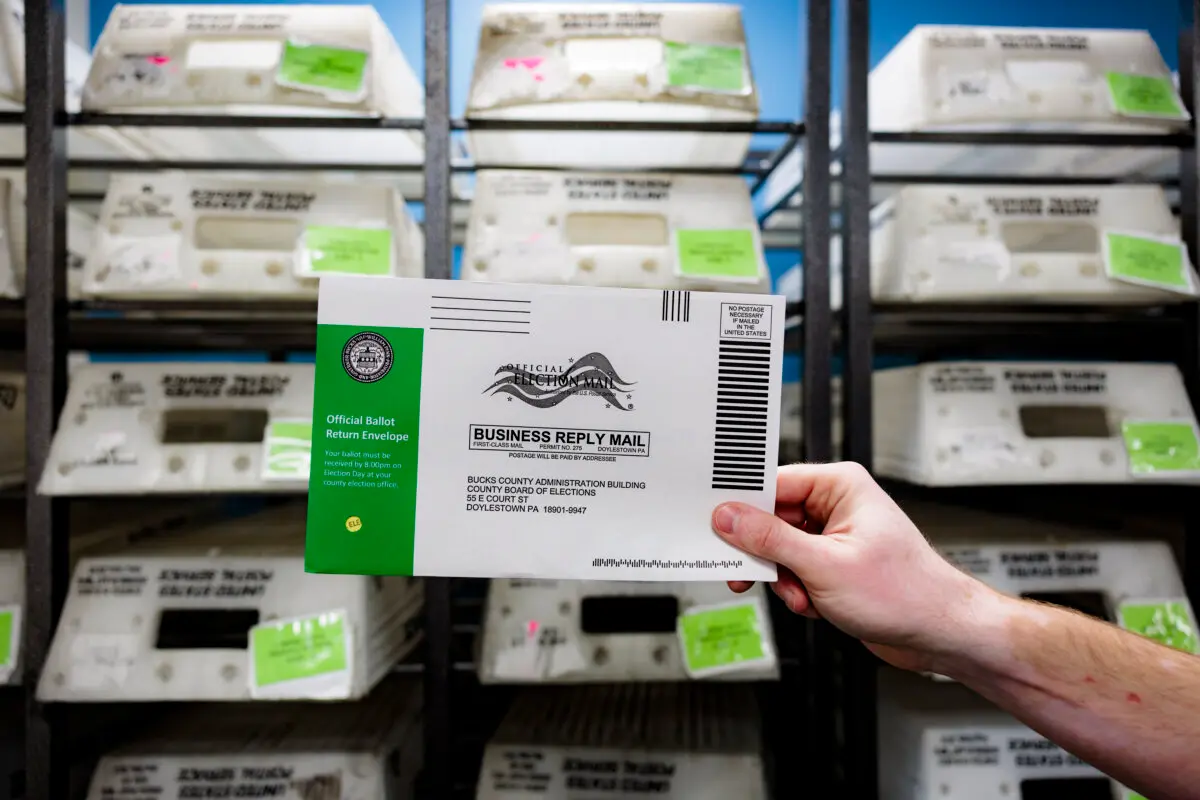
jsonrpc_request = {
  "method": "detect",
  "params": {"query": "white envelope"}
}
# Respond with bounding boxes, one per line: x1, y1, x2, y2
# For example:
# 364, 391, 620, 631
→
306, 276, 784, 581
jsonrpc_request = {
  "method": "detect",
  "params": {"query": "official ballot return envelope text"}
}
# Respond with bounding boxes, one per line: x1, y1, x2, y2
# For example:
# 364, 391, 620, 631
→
305, 276, 784, 581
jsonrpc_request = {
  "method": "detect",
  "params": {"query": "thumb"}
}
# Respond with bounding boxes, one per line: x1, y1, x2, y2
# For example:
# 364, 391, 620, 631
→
712, 502, 829, 580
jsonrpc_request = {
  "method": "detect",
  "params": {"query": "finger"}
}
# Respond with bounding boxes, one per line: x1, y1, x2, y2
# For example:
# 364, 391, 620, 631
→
775, 462, 872, 525
727, 580, 754, 594
775, 505, 820, 532
777, 507, 817, 533
772, 581, 820, 619
774, 503, 807, 529
771, 566, 811, 614
712, 502, 830, 580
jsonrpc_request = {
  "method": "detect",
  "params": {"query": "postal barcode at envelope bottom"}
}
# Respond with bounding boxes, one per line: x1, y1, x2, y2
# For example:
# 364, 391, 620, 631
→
307, 277, 784, 582
593, 558, 746, 570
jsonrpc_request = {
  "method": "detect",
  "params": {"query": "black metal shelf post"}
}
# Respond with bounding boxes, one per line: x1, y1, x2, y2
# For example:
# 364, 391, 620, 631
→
23, 0, 70, 795
800, 0, 836, 794
423, 0, 453, 795
839, 0, 875, 795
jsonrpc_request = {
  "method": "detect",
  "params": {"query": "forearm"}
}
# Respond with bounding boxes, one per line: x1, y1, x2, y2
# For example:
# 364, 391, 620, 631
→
930, 588, 1200, 800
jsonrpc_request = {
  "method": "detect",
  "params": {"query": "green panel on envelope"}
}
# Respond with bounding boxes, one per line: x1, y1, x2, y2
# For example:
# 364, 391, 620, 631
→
306, 324, 423, 575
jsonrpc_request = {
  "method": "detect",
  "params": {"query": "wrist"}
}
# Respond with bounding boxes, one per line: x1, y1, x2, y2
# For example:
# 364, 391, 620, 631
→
921, 575, 1023, 682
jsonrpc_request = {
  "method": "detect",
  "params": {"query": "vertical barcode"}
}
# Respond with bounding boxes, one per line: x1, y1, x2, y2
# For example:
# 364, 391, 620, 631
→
712, 339, 770, 491
661, 290, 690, 322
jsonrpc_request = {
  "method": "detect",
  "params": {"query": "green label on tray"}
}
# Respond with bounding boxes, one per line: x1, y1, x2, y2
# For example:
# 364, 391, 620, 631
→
1106, 72, 1186, 119
263, 419, 313, 480
1105, 232, 1191, 291
0, 608, 14, 670
306, 325, 424, 575
676, 229, 760, 280
665, 42, 746, 93
305, 226, 392, 276
278, 41, 368, 96
1121, 420, 1200, 474
1119, 601, 1199, 654
678, 600, 768, 675
251, 611, 349, 688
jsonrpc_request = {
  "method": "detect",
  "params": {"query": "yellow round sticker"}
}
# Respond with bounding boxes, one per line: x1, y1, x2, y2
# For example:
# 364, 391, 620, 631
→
345, 516, 363, 533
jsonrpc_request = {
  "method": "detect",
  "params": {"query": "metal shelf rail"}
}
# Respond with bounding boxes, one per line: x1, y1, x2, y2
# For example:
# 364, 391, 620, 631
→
832, 3, 1200, 800
64, 116, 800, 175
18, 1, 831, 799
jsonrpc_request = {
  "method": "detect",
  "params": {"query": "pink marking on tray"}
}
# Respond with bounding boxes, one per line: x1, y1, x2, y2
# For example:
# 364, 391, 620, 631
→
146, 55, 171, 65
503, 57, 545, 71
526, 620, 539, 636
533, 74, 544, 82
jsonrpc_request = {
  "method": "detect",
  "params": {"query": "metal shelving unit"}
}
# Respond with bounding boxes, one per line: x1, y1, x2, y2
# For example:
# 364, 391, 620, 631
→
22, 0, 1195, 796
829, 3, 1200, 799
17, 1, 829, 799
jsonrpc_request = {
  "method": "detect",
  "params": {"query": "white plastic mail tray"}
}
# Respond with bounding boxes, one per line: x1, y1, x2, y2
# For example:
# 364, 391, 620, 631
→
83, 4, 425, 169
0, 498, 224, 687
0, 370, 22, 487
82, 172, 422, 299
38, 506, 423, 702
870, 26, 1185, 180
464, 170, 769, 291
0, 0, 158, 163
0, 0, 21, 110
467, 3, 758, 169
0, 178, 17, 298
38, 362, 315, 495
3, 189, 97, 300
477, 683, 768, 799
85, 678, 422, 799
879, 669, 1117, 800
0, 547, 20, 685
872, 185, 1194, 303
874, 362, 1200, 486
478, 579, 778, 683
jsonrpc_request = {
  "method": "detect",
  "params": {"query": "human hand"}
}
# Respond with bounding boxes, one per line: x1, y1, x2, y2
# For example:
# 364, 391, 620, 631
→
713, 462, 1002, 672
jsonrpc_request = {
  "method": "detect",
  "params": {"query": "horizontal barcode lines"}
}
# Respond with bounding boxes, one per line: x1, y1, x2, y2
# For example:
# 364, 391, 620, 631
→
712, 339, 772, 491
